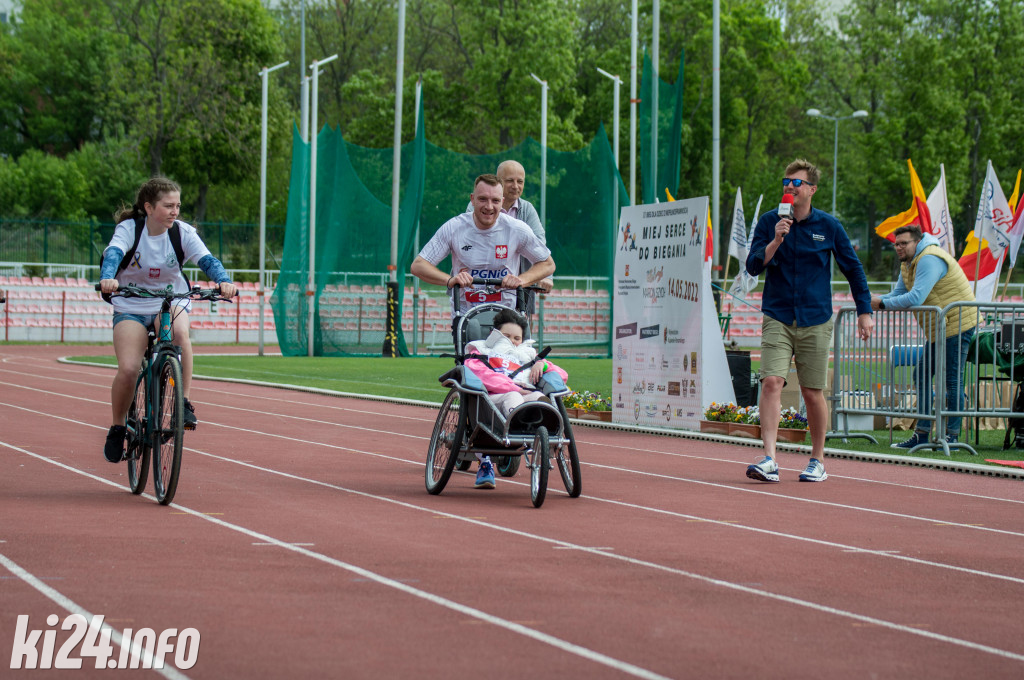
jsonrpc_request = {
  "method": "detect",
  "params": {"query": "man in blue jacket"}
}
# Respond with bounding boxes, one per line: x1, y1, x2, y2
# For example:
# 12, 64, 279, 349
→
744, 159, 874, 483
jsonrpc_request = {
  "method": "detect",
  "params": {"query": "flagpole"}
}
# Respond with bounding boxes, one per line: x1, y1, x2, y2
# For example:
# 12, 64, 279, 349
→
973, 233, 981, 298
999, 263, 1014, 302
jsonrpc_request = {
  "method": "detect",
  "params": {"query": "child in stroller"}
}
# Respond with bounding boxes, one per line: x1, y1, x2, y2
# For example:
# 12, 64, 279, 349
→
463, 307, 568, 488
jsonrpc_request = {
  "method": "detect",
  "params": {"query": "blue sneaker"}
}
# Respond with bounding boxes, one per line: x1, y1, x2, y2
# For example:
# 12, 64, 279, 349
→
798, 458, 828, 482
475, 458, 495, 489
746, 455, 779, 483
892, 432, 926, 450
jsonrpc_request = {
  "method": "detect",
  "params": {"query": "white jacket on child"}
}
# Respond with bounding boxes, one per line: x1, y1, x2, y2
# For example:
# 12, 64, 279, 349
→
466, 328, 539, 389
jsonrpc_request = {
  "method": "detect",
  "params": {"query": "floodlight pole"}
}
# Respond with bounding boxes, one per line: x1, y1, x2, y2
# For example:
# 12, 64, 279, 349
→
412, 78, 422, 356
257, 60, 289, 357
629, 0, 638, 205
389, 0, 406, 287
651, 0, 659, 199
299, 0, 307, 140
300, 76, 309, 142
805, 108, 870, 217
713, 0, 721, 270
530, 73, 548, 228
597, 67, 621, 228
307, 53, 338, 358
806, 107, 869, 279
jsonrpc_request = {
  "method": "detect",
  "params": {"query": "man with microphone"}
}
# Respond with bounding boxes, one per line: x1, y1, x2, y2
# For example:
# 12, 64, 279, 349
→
744, 159, 874, 483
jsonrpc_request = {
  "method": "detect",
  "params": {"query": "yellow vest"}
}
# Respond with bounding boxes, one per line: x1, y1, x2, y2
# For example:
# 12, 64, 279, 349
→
901, 244, 978, 339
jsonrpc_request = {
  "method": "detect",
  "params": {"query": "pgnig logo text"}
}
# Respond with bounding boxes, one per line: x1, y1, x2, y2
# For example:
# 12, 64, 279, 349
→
10, 614, 199, 670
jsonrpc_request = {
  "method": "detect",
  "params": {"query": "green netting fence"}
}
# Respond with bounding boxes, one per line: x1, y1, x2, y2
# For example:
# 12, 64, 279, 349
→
272, 52, 683, 357
273, 124, 628, 356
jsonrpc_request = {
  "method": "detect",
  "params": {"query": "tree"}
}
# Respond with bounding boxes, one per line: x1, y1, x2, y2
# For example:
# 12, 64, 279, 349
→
0, 0, 117, 158
101, 0, 283, 196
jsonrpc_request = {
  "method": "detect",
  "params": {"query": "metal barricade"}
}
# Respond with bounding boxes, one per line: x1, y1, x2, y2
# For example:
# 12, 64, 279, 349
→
938, 301, 1024, 454
828, 306, 941, 448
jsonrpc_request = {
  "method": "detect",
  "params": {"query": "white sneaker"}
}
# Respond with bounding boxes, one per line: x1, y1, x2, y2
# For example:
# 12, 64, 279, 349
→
798, 458, 828, 482
746, 455, 779, 483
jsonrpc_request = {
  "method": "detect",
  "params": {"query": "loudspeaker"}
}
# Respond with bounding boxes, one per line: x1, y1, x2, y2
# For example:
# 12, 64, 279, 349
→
726, 350, 755, 406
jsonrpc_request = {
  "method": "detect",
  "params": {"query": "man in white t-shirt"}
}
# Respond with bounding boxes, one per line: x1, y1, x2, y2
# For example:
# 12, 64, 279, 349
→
411, 174, 555, 316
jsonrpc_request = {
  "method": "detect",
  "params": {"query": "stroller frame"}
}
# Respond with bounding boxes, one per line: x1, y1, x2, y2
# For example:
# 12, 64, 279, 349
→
424, 279, 582, 507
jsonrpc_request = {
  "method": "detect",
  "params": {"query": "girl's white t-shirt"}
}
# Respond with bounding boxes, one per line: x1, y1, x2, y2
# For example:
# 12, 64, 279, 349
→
103, 219, 212, 314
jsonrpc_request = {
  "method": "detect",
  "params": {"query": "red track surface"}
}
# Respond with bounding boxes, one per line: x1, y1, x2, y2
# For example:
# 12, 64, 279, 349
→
2, 344, 1024, 679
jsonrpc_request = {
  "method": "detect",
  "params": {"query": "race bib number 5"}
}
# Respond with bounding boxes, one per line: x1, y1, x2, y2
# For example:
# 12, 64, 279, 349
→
464, 289, 502, 304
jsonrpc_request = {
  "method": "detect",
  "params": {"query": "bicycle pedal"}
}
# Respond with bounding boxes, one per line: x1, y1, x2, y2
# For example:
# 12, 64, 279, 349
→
183, 423, 196, 431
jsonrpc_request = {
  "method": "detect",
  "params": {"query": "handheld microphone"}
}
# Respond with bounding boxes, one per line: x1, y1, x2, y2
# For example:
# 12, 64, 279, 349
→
778, 193, 795, 219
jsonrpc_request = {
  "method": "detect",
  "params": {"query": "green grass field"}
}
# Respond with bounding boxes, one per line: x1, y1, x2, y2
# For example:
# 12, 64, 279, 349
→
68, 352, 1024, 470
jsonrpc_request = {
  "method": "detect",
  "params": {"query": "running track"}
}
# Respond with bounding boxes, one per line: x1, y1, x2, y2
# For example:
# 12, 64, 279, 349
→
2, 344, 1024, 679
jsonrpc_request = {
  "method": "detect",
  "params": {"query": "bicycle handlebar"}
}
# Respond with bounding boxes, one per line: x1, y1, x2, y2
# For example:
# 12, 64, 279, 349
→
95, 283, 234, 303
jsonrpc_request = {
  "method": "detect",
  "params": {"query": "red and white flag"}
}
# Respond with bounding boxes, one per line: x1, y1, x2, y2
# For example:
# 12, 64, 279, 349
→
958, 162, 1013, 302
974, 161, 1013, 258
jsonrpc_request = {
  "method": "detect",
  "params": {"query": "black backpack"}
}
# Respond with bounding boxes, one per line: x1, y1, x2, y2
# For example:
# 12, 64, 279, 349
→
102, 216, 188, 302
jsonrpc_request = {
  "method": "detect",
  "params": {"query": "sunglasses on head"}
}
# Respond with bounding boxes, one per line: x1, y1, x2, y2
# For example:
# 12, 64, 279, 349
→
782, 178, 814, 187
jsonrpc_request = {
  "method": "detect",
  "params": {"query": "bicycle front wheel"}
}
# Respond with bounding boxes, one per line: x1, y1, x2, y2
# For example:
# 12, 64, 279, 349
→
152, 356, 184, 505
126, 370, 151, 495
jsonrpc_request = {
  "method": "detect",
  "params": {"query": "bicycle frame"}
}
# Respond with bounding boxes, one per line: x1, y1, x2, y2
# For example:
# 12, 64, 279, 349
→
103, 283, 230, 504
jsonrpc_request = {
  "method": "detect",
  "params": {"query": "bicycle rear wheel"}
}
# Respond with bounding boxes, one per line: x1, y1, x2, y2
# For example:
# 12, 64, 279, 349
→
126, 371, 151, 495
152, 356, 184, 505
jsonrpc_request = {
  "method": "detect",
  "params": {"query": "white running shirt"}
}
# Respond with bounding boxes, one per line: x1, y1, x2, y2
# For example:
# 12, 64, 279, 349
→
103, 219, 212, 314
419, 212, 551, 313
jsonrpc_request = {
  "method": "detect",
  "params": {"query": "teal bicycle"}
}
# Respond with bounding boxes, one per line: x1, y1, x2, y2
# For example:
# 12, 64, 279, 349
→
99, 284, 231, 505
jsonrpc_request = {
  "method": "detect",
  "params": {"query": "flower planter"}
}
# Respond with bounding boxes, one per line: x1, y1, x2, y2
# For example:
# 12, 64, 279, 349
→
728, 422, 762, 439
564, 408, 581, 419
580, 410, 613, 422
699, 420, 731, 435
776, 427, 808, 443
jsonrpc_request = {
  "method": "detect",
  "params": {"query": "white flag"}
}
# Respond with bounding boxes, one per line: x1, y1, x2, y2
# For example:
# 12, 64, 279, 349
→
926, 164, 956, 256
975, 161, 1013, 257
727, 187, 746, 261
729, 192, 761, 295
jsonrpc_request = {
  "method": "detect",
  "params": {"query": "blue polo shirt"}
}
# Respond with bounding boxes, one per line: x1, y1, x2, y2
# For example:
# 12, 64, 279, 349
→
746, 206, 871, 327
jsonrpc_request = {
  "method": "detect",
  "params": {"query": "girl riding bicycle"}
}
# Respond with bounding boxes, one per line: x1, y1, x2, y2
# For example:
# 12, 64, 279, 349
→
99, 177, 236, 463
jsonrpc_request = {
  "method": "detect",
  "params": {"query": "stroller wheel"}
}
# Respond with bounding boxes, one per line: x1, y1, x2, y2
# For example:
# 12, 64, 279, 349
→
496, 455, 520, 477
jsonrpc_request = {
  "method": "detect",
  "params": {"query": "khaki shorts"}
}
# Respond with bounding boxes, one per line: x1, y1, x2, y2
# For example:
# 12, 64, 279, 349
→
760, 316, 833, 390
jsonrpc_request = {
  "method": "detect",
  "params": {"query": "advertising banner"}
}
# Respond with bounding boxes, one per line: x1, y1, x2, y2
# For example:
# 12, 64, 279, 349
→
612, 198, 708, 429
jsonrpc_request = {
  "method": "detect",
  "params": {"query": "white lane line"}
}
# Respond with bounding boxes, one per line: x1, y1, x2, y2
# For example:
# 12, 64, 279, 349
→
0, 380, 427, 442
4, 397, 1024, 585
0, 441, 669, 680
582, 460, 1024, 540
16, 363, 1024, 506
0, 553, 190, 679
4, 438, 1024, 667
